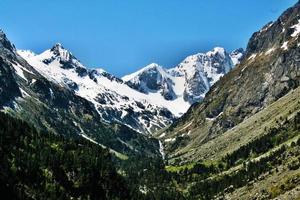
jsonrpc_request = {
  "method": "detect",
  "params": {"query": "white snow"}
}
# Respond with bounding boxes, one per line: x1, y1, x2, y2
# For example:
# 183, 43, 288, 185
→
20, 88, 30, 97
17, 47, 174, 134
17, 45, 241, 134
30, 79, 37, 85
123, 47, 237, 116
11, 62, 34, 81
291, 19, 300, 37
265, 47, 276, 55
282, 28, 286, 33
248, 54, 257, 60
165, 138, 176, 143
206, 112, 223, 121
159, 141, 165, 159
230, 52, 243, 65
159, 132, 166, 138
281, 41, 289, 50
178, 121, 193, 132
260, 22, 273, 33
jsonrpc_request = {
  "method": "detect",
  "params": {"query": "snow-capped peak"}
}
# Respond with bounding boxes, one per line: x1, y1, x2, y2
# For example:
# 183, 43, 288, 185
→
230, 48, 244, 65
124, 47, 243, 106
18, 47, 175, 134
47, 43, 74, 62
122, 63, 164, 82
206, 47, 226, 58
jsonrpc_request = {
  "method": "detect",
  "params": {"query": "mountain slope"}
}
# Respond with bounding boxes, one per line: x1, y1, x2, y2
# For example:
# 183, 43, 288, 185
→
0, 31, 161, 159
0, 112, 131, 200
18, 45, 174, 134
162, 0, 300, 164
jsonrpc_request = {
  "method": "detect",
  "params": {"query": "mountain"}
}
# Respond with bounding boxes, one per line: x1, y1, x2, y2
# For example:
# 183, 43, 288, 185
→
123, 47, 244, 113
0, 30, 161, 159
0, 1, 300, 199
18, 45, 174, 134
151, 1, 300, 199
161, 0, 300, 164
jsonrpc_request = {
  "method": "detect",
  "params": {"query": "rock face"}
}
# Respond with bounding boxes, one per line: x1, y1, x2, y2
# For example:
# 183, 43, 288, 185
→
124, 47, 243, 108
230, 48, 245, 65
171, 47, 236, 104
0, 31, 161, 158
125, 63, 177, 101
162, 1, 300, 162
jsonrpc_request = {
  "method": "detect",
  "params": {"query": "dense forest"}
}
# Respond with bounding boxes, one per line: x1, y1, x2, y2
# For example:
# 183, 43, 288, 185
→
0, 112, 131, 200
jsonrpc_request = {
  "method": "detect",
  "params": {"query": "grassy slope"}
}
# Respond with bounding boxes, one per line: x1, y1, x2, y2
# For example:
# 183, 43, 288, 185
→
167, 87, 300, 164
160, 87, 300, 199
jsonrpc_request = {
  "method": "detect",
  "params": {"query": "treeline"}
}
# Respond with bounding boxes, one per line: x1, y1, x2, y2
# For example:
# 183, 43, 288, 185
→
0, 112, 131, 200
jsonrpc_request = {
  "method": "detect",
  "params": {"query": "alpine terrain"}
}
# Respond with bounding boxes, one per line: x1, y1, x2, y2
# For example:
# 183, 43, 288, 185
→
0, 1, 300, 200
17, 45, 242, 134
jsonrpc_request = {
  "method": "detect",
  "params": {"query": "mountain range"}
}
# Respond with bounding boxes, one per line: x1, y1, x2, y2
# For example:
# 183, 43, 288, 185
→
0, 1, 300, 199
17, 43, 243, 134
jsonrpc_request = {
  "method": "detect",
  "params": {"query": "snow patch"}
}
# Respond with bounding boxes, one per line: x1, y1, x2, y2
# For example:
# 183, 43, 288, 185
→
206, 112, 223, 121
248, 54, 257, 60
159, 132, 166, 138
159, 141, 165, 159
178, 121, 193, 132
291, 19, 300, 37
281, 41, 289, 50
20, 88, 30, 98
265, 47, 276, 55
165, 138, 176, 143
12, 63, 28, 81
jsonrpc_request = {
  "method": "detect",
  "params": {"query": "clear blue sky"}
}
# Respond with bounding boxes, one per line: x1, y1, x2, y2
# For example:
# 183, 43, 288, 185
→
0, 0, 297, 77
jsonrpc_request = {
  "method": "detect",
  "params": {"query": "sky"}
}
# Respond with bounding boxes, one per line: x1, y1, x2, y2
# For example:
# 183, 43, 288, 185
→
0, 0, 298, 77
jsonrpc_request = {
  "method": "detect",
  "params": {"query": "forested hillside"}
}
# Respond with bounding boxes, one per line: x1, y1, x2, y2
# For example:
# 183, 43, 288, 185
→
0, 112, 131, 200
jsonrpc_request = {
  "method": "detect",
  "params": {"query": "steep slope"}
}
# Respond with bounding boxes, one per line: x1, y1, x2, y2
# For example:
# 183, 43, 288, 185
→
0, 30, 161, 159
123, 48, 243, 115
172, 103, 300, 199
18, 45, 174, 134
162, 0, 300, 163
0, 112, 131, 200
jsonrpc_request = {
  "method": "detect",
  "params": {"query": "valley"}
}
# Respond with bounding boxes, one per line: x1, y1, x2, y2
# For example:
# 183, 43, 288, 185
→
0, 1, 300, 200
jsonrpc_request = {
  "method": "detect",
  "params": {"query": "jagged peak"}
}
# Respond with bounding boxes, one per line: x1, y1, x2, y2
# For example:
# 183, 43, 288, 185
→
206, 47, 227, 58
51, 43, 64, 50
145, 62, 160, 68
45, 42, 76, 62
0, 29, 16, 52
122, 63, 165, 81
0, 29, 5, 36
231, 48, 244, 54
50, 43, 69, 52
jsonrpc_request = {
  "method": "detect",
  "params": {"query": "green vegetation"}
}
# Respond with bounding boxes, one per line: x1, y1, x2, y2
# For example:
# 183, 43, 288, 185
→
145, 111, 300, 199
0, 112, 131, 200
